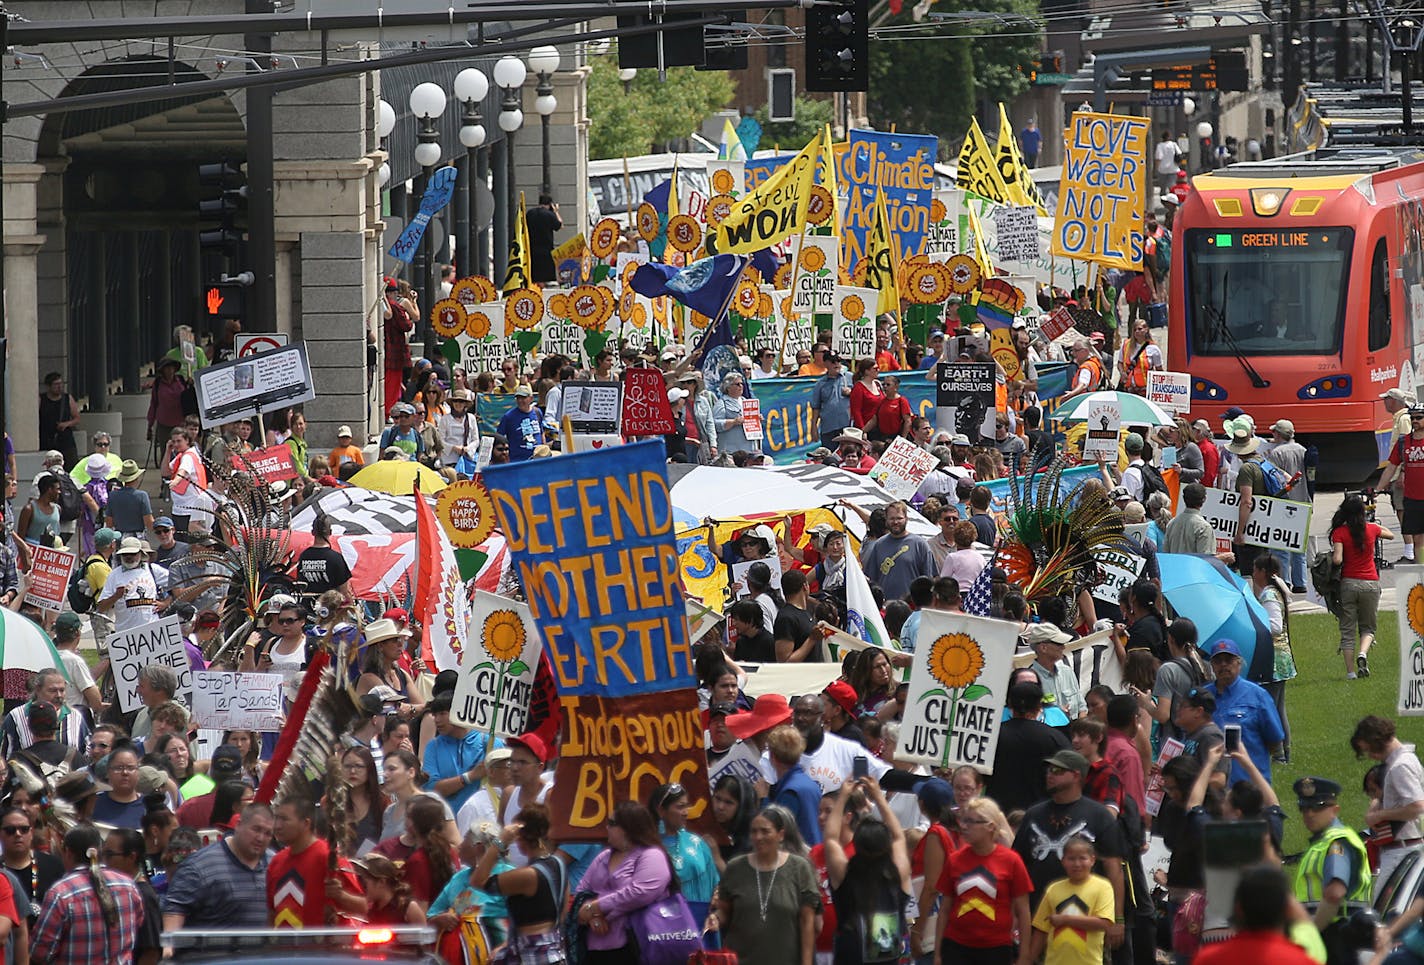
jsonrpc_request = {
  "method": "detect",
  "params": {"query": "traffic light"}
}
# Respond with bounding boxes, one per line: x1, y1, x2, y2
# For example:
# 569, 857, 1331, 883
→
197, 161, 247, 256
805, 0, 868, 92
203, 282, 246, 321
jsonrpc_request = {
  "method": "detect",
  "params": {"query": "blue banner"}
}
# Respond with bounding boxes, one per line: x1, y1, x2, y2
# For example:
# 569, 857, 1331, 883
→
745, 154, 795, 191
837, 130, 938, 270
388, 166, 458, 263
482, 440, 694, 697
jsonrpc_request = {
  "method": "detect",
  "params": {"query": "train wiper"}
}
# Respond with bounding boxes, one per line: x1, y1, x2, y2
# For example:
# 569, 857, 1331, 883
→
1202, 271, 1270, 389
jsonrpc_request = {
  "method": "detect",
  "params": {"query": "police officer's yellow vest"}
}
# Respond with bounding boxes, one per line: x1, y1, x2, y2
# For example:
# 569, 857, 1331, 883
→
1294, 823, 1372, 920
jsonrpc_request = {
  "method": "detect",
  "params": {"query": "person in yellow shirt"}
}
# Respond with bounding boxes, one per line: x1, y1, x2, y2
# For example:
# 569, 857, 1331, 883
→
1030, 836, 1116, 965
328, 425, 366, 471
798, 344, 830, 377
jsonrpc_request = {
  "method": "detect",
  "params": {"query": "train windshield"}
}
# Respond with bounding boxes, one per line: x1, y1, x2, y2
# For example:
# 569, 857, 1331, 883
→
1184, 227, 1353, 356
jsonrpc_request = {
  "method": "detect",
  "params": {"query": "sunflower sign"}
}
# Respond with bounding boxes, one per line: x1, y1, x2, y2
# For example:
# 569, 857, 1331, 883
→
451, 590, 544, 737
1397, 566, 1424, 715
833, 285, 876, 361
899, 611, 1017, 772
792, 235, 837, 314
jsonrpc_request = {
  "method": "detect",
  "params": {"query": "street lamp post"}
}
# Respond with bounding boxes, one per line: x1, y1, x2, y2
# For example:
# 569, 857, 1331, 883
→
528, 45, 560, 198
410, 81, 446, 352
494, 56, 527, 277
454, 68, 488, 277
376, 98, 395, 191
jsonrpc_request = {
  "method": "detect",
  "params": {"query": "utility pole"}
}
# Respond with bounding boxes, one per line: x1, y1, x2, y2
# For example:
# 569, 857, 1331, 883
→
245, 0, 277, 331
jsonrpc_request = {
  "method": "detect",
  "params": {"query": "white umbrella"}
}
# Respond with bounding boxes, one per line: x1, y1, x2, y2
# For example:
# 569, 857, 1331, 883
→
0, 611, 66, 700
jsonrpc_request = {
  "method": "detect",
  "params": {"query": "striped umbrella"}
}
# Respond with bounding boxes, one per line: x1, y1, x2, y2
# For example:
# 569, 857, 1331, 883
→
0, 611, 67, 702
1050, 390, 1175, 427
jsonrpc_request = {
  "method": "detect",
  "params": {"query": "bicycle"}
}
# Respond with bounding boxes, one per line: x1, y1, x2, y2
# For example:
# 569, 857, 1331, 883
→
1345, 488, 1389, 573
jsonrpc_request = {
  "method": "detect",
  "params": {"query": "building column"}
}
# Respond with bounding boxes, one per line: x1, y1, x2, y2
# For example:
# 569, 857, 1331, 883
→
3, 163, 46, 451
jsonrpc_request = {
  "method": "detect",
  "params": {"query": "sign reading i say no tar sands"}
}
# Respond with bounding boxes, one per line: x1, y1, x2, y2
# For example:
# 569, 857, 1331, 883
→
482, 439, 693, 697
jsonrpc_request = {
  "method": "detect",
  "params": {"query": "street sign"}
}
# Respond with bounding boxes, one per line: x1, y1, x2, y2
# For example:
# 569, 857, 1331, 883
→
1147, 91, 1184, 106
236, 333, 290, 357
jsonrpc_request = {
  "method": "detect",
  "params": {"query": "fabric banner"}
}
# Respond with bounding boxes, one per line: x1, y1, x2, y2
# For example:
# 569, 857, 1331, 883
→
1398, 565, 1424, 715
956, 119, 1011, 205
1012, 628, 1122, 699
551, 688, 716, 840
484, 440, 693, 697
840, 130, 938, 269
1052, 112, 1150, 270
899, 611, 1018, 772
705, 132, 820, 256
452, 591, 544, 737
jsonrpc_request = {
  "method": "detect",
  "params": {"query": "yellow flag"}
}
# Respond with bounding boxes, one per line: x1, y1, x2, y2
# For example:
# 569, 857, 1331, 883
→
966, 203, 994, 277
502, 191, 532, 293
993, 103, 1047, 214
822, 125, 840, 234
864, 187, 900, 317
706, 132, 820, 256
956, 118, 1011, 204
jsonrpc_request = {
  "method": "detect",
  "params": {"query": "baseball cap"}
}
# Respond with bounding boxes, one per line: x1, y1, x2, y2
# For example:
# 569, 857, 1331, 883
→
153, 516, 175, 530
337, 425, 353, 438
823, 680, 859, 717
1181, 687, 1216, 712
1124, 432, 1144, 454
667, 387, 689, 403
1382, 387, 1416, 403
366, 684, 403, 705
514, 384, 534, 397
211, 745, 245, 777
26, 701, 58, 732
117, 537, 144, 556
1043, 749, 1090, 776
94, 528, 121, 549
506, 733, 549, 765
1207, 639, 1242, 659
1222, 406, 1247, 420
708, 702, 738, 719
196, 609, 221, 628
1109, 486, 1131, 502
54, 612, 82, 634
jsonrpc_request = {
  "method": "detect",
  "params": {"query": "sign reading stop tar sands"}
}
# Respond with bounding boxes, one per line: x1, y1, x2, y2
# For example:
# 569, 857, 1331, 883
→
551, 688, 718, 840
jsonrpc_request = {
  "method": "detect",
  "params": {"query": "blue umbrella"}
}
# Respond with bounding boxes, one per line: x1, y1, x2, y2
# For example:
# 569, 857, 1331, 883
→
1157, 553, 1274, 683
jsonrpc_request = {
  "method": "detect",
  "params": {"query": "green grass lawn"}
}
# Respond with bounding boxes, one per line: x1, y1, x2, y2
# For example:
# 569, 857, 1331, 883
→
1274, 610, 1401, 854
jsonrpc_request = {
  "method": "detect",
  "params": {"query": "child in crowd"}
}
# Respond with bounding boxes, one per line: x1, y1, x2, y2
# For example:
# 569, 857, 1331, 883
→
1030, 835, 1115, 965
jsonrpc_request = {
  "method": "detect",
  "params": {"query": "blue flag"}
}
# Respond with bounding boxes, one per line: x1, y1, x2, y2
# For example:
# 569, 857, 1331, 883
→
630, 254, 750, 321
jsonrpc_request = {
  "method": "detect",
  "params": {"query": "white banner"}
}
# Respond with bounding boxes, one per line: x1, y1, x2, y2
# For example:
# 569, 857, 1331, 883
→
108, 616, 190, 714
869, 437, 941, 501
452, 591, 544, 737
1199, 488, 1313, 552
1146, 371, 1190, 414
900, 611, 1019, 773
192, 671, 284, 731
1398, 565, 1424, 715
1011, 628, 1123, 696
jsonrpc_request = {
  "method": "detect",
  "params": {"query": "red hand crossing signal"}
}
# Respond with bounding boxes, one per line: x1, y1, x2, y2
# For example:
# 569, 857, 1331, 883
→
206, 287, 224, 315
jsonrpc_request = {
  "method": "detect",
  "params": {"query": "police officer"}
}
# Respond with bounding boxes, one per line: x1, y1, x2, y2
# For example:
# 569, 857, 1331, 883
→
1293, 776, 1371, 964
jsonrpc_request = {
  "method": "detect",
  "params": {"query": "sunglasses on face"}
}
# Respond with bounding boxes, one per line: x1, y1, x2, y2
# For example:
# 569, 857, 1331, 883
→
1, 826, 30, 835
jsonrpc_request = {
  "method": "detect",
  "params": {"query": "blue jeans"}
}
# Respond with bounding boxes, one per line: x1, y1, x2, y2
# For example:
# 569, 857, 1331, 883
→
1273, 548, 1307, 587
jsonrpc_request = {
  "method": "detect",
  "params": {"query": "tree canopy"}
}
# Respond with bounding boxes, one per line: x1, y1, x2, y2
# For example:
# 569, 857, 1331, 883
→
587, 57, 736, 159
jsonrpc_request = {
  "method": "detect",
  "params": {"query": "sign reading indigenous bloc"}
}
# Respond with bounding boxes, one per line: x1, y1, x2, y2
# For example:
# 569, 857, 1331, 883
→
484, 440, 712, 838
900, 611, 1017, 773
452, 591, 544, 737
110, 615, 190, 713
1052, 112, 1150, 270
1398, 566, 1424, 715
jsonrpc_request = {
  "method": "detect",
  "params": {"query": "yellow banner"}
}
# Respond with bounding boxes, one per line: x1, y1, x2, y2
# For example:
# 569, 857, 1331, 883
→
993, 103, 1046, 214
502, 192, 532, 293
678, 508, 847, 607
706, 131, 821, 256
864, 187, 901, 317
956, 119, 1011, 205
1051, 111, 1149, 271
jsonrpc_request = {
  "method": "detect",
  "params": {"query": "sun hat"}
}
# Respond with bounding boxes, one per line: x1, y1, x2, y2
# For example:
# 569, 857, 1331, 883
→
84, 454, 111, 480
1022, 622, 1072, 646
363, 618, 405, 646
725, 693, 793, 740
116, 460, 144, 483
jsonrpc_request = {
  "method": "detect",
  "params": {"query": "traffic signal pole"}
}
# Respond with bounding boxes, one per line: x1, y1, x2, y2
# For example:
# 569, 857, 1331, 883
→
246, 0, 277, 333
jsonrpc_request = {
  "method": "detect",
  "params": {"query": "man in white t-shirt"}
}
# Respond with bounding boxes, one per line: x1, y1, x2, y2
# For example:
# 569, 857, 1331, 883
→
458, 734, 552, 867
1154, 129, 1182, 196
97, 537, 159, 633
52, 612, 102, 717
759, 693, 892, 795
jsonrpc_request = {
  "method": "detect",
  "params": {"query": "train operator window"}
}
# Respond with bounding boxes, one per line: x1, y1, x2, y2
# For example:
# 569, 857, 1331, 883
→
1368, 239, 1391, 352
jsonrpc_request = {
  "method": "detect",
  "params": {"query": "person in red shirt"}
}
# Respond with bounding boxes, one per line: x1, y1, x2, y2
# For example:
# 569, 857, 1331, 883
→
935, 796, 1033, 964
849, 359, 884, 430
833, 428, 878, 474
1329, 493, 1393, 679
1194, 865, 1318, 965
870, 375, 913, 443
874, 322, 901, 372
1104, 696, 1147, 818
268, 796, 364, 928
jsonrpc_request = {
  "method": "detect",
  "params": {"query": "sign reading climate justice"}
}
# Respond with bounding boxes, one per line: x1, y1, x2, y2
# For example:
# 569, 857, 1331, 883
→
1400, 567, 1424, 715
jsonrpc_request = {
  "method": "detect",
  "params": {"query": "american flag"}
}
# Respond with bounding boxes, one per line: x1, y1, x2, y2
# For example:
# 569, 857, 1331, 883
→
963, 562, 994, 617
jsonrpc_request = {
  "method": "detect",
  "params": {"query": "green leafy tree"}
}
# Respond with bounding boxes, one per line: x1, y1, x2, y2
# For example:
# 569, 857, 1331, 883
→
587, 57, 736, 158
753, 96, 835, 152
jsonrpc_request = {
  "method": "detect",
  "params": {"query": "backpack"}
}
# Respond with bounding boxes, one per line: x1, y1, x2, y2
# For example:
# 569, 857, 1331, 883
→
1171, 654, 1206, 688
66, 556, 99, 613
1256, 457, 1291, 497
1138, 463, 1169, 501
56, 474, 84, 522
1309, 549, 1342, 616
1153, 231, 1172, 277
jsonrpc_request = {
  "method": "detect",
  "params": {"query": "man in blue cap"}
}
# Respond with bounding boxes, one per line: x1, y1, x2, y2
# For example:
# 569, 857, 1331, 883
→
1204, 638, 1284, 784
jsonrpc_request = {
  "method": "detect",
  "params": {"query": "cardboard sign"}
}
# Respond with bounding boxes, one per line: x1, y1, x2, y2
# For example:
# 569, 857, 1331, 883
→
620, 367, 675, 436
231, 444, 300, 483
551, 688, 716, 840
1091, 547, 1148, 604
1146, 370, 1190, 414
1083, 398, 1122, 459
869, 437, 941, 501
108, 616, 190, 714
994, 205, 1040, 262
191, 671, 284, 731
194, 342, 316, 427
791, 235, 837, 314
899, 611, 1017, 773
1199, 488, 1313, 552
23, 546, 73, 613
729, 554, 783, 600
1397, 565, 1424, 715
560, 381, 622, 435
741, 398, 764, 441
451, 591, 544, 737
935, 362, 997, 441
1041, 306, 1077, 343
1052, 112, 1149, 271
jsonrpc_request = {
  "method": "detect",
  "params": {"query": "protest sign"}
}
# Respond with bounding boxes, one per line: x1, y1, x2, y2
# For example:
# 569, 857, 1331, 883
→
994, 205, 1040, 262
869, 437, 940, 500
434, 480, 498, 549
1011, 628, 1123, 695
791, 235, 837, 314
231, 444, 300, 483
194, 342, 316, 426
1052, 112, 1150, 270
1144, 738, 1186, 817
748, 293, 785, 360
1083, 398, 1122, 459
109, 616, 190, 714
621, 367, 675, 436
1146, 371, 1190, 414
925, 190, 962, 257
539, 315, 587, 366
23, 546, 73, 613
484, 440, 693, 697
780, 311, 813, 370
559, 381, 621, 435
730, 554, 783, 600
552, 688, 716, 840
741, 398, 764, 441
833, 287, 877, 361
1198, 488, 1312, 552
571, 434, 625, 453
705, 159, 745, 199
235, 333, 289, 357
708, 740, 764, 786
935, 362, 996, 440
899, 611, 1017, 772
192, 671, 284, 731
840, 130, 938, 267
1091, 546, 1148, 604
1398, 566, 1424, 715
1041, 306, 1076, 343
452, 591, 544, 737
706, 133, 820, 256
